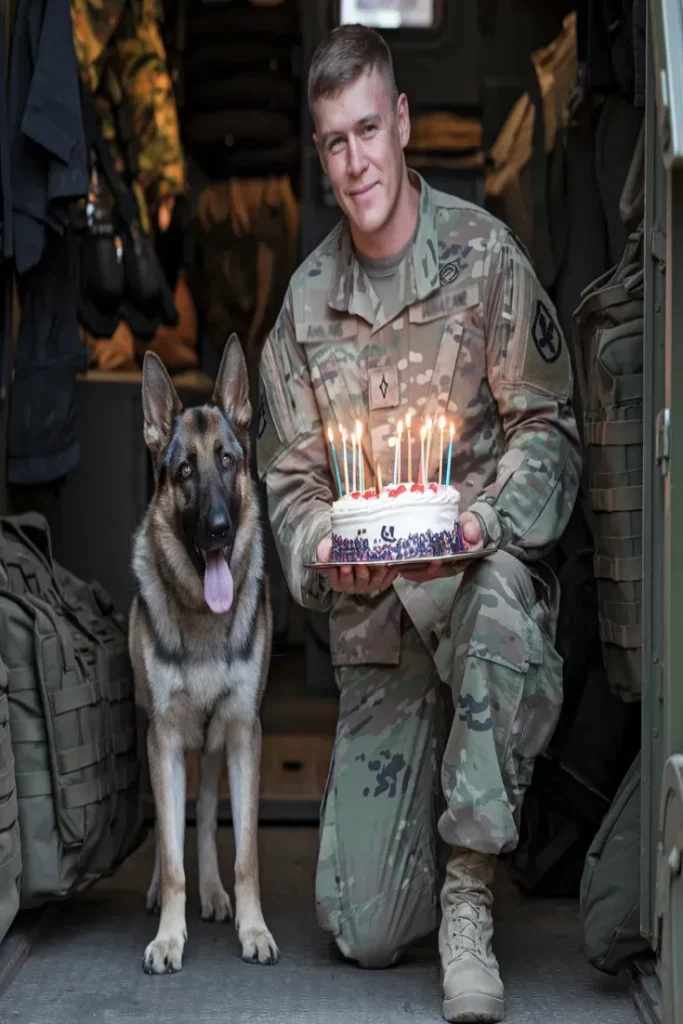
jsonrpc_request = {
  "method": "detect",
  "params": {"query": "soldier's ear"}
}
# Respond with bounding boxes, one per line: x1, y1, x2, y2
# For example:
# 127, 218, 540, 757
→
214, 333, 251, 430
142, 351, 182, 456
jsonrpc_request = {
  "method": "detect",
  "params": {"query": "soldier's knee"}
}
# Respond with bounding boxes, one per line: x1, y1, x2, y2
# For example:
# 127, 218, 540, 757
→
324, 881, 437, 970
334, 926, 404, 970
461, 548, 537, 615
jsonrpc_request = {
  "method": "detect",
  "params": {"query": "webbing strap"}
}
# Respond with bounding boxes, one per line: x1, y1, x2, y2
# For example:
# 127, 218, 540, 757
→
593, 554, 642, 582
51, 681, 102, 716
583, 419, 643, 446
0, 758, 15, 799
590, 486, 642, 512
7, 717, 44, 744
16, 768, 112, 807
600, 619, 642, 648
0, 790, 17, 831
15, 770, 52, 798
58, 739, 111, 775
0, 848, 21, 894
6, 666, 34, 692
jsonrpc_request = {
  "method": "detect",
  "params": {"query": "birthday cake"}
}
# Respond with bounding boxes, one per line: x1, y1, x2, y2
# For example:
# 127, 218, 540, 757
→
330, 482, 463, 563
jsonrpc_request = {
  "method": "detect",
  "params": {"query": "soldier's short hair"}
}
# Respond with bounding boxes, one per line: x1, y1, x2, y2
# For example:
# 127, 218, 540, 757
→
308, 24, 398, 117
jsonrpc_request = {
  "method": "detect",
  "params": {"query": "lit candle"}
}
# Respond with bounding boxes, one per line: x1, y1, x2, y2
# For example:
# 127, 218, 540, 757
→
351, 431, 357, 493
445, 422, 455, 487
327, 426, 344, 498
438, 415, 446, 486
355, 420, 365, 492
389, 436, 397, 486
396, 419, 403, 485
425, 417, 433, 485
339, 424, 350, 495
406, 413, 413, 483
376, 462, 383, 495
420, 425, 427, 486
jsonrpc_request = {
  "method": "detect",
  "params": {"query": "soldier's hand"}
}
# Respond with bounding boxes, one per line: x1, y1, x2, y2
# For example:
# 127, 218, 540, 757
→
398, 512, 485, 583
315, 537, 400, 596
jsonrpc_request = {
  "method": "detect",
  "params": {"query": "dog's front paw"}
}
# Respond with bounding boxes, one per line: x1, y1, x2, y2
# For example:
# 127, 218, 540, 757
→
142, 934, 185, 975
238, 923, 279, 966
200, 884, 232, 923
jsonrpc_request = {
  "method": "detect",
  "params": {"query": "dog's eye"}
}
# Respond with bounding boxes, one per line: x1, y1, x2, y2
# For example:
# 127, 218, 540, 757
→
180, 462, 192, 479
221, 453, 232, 469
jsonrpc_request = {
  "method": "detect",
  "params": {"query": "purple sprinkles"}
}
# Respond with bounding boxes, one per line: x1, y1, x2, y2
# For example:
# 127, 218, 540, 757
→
331, 524, 465, 563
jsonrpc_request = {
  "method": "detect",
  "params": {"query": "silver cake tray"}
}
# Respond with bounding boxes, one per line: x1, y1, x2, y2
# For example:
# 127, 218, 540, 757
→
305, 549, 490, 571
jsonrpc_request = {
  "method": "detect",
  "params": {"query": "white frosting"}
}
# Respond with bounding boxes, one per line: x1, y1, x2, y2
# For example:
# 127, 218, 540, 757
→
331, 484, 460, 558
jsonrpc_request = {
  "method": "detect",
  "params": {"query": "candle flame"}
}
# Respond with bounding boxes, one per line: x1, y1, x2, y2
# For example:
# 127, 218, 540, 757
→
397, 419, 404, 436
339, 423, 345, 439
439, 415, 446, 429
388, 436, 396, 447
420, 425, 427, 441
406, 412, 412, 428
327, 426, 334, 443
426, 417, 433, 431
450, 422, 455, 438
355, 420, 363, 440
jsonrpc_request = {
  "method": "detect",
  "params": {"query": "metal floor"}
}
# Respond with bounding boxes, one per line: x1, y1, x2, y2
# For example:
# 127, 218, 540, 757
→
0, 827, 641, 1024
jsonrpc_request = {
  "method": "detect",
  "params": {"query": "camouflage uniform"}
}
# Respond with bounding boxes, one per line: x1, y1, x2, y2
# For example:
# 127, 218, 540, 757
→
71, 0, 185, 219
257, 172, 581, 968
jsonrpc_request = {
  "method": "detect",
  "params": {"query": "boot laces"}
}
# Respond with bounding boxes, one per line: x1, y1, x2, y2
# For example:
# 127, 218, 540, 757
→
444, 894, 482, 958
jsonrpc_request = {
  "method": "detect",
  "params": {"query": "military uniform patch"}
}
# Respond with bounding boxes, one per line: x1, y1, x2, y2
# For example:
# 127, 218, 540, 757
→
532, 300, 562, 364
439, 260, 461, 286
369, 366, 399, 410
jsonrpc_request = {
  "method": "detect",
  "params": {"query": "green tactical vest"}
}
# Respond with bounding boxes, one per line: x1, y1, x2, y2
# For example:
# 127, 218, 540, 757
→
573, 225, 645, 701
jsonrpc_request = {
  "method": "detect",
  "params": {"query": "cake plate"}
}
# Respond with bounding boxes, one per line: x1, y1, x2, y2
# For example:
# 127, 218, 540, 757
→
305, 549, 490, 571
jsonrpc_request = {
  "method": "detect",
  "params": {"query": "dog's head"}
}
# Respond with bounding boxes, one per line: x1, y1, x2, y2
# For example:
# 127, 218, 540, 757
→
141, 333, 252, 614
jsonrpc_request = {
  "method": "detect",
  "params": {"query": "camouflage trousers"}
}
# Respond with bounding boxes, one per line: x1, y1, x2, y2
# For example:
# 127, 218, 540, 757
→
315, 550, 563, 969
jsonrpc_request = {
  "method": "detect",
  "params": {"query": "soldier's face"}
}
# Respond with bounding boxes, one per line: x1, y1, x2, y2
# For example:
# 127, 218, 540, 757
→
313, 69, 410, 242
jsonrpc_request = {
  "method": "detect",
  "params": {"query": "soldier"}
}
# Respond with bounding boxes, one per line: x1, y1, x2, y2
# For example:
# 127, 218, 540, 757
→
257, 24, 581, 1024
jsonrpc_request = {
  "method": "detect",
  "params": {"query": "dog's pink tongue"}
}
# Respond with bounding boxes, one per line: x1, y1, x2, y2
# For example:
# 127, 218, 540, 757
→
203, 550, 233, 613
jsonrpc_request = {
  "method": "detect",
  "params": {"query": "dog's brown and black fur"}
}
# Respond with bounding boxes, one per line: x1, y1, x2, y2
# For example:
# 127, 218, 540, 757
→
129, 335, 278, 975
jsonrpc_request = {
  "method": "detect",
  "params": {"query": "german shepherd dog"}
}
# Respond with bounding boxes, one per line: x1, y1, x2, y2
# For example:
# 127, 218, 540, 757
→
129, 335, 278, 975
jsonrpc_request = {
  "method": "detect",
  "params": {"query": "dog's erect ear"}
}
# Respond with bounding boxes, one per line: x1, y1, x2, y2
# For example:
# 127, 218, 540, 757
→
142, 351, 182, 455
213, 333, 251, 429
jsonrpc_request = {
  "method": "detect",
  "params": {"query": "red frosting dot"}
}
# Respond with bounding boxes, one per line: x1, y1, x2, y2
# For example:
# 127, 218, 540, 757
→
428, 483, 439, 493
388, 488, 398, 498
411, 484, 425, 493
350, 491, 362, 499
395, 485, 407, 495
364, 489, 379, 499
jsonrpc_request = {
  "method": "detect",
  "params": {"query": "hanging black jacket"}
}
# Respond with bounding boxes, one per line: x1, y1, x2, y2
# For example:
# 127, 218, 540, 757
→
0, 0, 89, 485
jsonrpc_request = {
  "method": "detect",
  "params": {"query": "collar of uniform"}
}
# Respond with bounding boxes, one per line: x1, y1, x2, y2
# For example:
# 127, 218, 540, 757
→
326, 170, 440, 325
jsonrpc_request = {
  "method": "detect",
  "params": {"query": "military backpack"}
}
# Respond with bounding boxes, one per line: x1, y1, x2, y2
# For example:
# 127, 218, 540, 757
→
0, 513, 144, 907
573, 224, 645, 700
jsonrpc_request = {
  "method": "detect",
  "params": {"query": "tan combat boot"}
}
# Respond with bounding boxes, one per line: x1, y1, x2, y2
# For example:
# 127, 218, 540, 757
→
438, 848, 504, 1023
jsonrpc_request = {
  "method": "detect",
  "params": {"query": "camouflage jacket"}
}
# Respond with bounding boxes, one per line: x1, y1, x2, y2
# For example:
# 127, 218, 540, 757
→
71, 0, 185, 210
257, 172, 582, 667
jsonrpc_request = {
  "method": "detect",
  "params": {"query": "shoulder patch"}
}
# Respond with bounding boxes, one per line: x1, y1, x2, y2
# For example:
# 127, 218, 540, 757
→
531, 300, 562, 364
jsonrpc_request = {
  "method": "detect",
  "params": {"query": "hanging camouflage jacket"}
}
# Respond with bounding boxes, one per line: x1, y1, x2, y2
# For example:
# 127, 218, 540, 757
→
71, 0, 185, 215
257, 172, 582, 667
